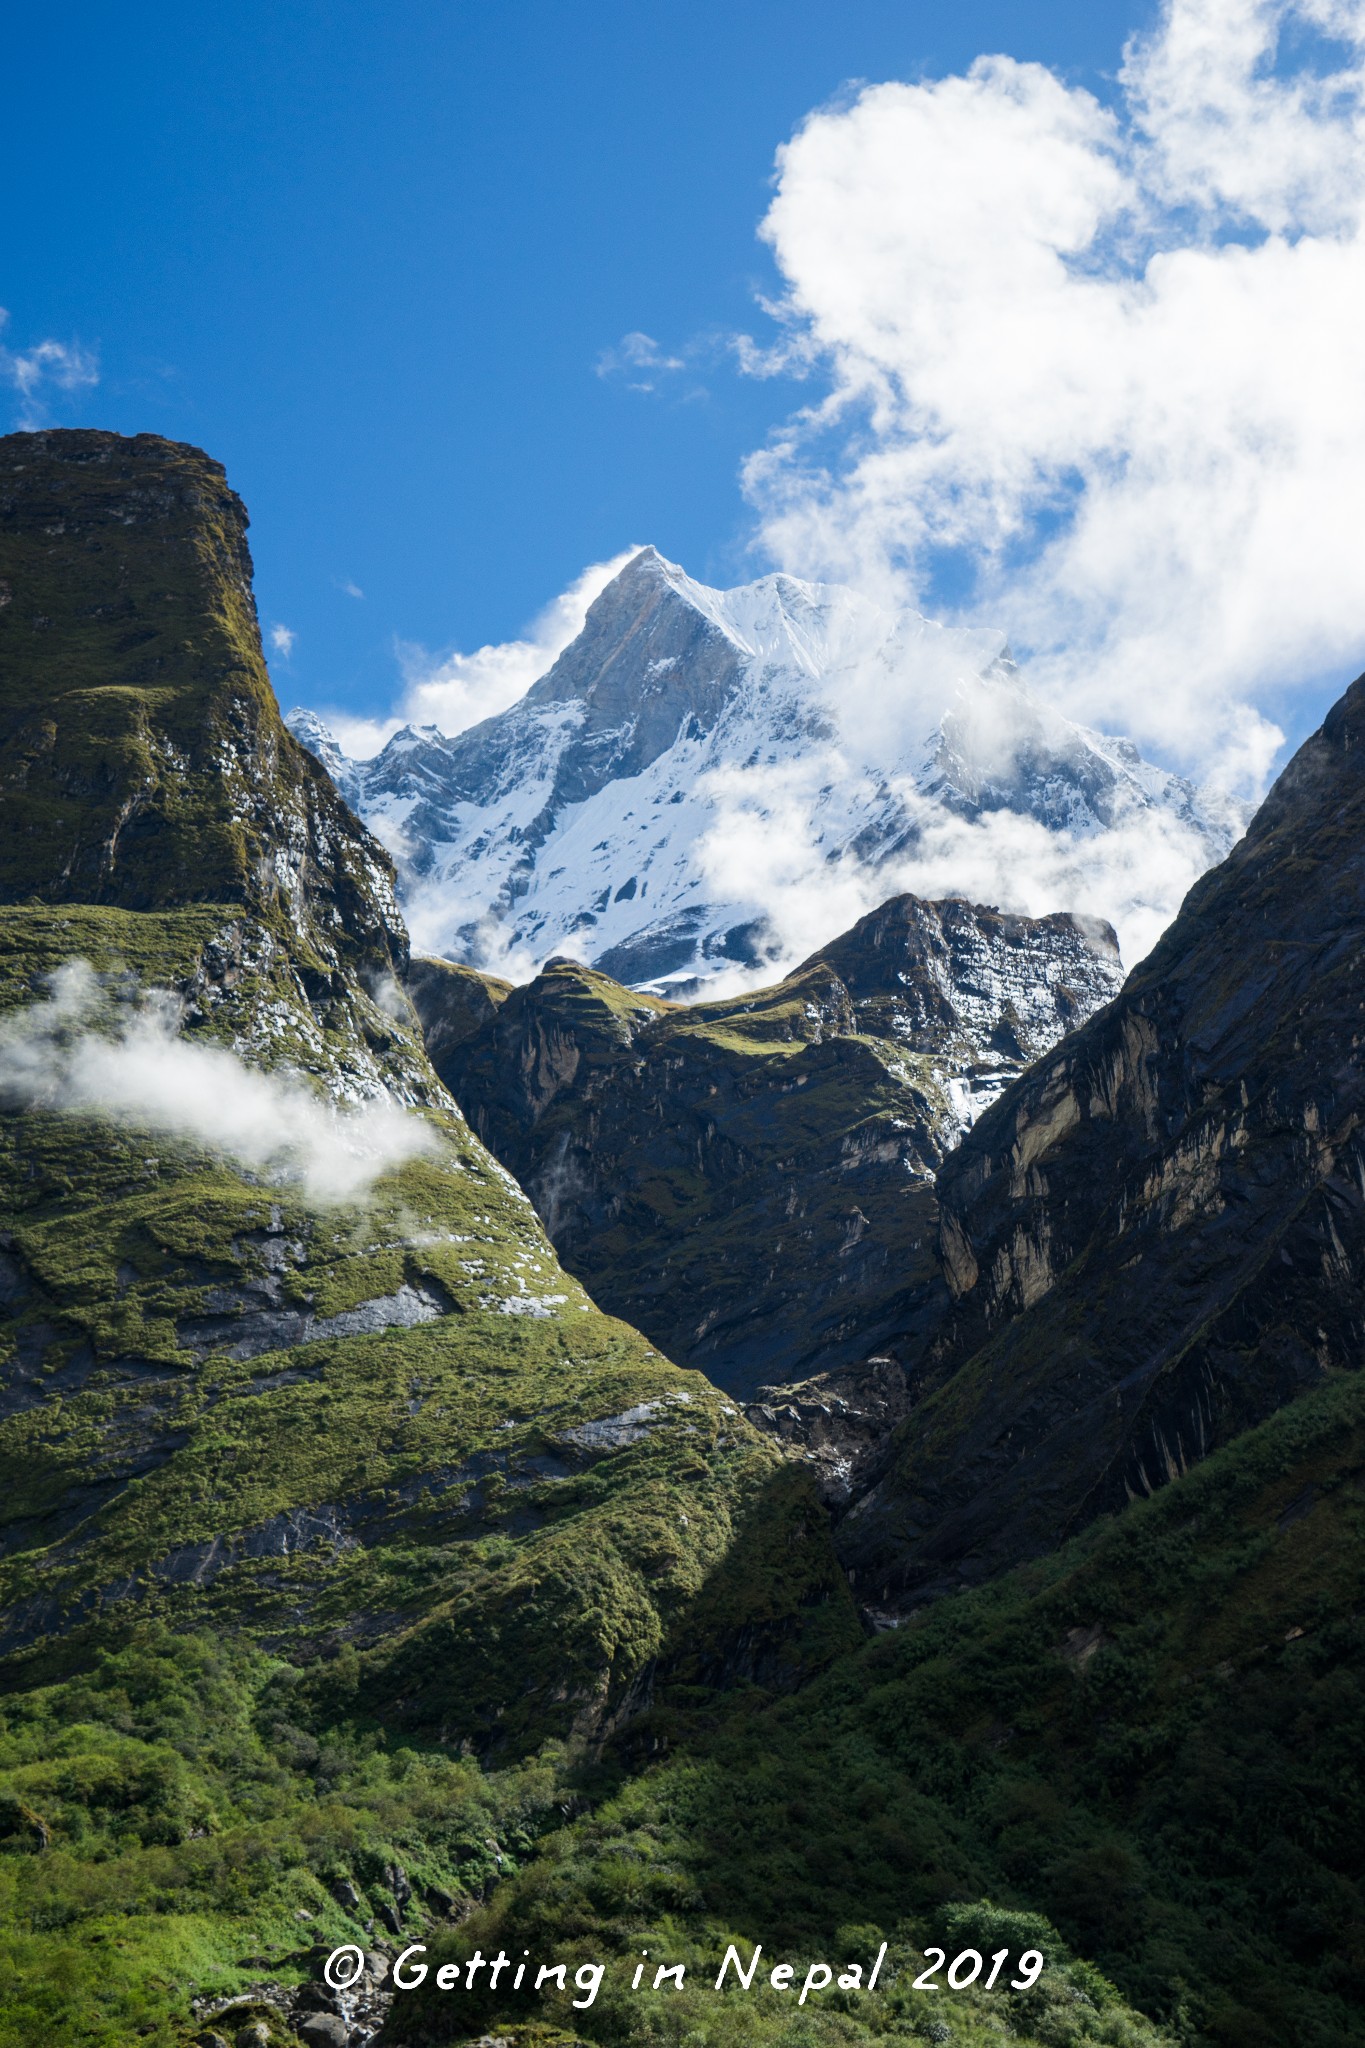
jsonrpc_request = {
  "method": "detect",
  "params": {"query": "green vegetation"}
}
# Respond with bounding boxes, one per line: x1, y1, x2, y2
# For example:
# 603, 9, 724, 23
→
0, 1627, 1169, 2048
402, 1368, 1365, 2048
0, 1626, 577, 2046
3, 428, 1360, 2048
0, 432, 861, 2045
9, 1366, 1359, 2045
0, 902, 854, 1753
409, 1906, 1173, 2048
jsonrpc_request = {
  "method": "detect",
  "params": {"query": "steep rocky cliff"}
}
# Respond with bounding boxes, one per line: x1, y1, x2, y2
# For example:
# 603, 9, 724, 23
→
0, 431, 401, 984
838, 668, 1365, 1611
0, 431, 855, 1760
408, 893, 1122, 1399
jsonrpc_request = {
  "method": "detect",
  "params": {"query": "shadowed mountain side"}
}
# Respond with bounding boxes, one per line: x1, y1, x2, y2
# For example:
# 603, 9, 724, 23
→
407, 895, 1122, 1401
838, 668, 1365, 1613
403, 1367, 1365, 2048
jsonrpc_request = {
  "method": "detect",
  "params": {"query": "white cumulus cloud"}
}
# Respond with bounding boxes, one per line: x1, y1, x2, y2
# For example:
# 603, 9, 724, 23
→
740, 0, 1365, 791
693, 748, 1220, 981
0, 963, 438, 1207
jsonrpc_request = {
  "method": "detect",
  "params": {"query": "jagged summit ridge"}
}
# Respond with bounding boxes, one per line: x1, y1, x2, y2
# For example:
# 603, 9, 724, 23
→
289, 546, 1242, 990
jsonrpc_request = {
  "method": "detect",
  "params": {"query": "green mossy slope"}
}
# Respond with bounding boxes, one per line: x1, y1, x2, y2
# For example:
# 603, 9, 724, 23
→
0, 898, 855, 2044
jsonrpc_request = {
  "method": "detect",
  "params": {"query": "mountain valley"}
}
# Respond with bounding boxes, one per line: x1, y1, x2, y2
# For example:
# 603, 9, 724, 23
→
1, 429, 1362, 2048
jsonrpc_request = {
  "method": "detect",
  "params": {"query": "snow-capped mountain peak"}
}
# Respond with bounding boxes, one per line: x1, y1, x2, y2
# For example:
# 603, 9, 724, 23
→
288, 547, 1243, 992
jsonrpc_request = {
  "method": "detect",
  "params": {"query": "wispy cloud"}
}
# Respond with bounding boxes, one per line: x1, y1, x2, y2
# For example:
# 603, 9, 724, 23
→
338, 578, 365, 600
0, 963, 438, 1206
738, 0, 1365, 792
596, 328, 719, 401
693, 745, 1222, 982
269, 623, 296, 660
596, 330, 688, 391
0, 309, 99, 428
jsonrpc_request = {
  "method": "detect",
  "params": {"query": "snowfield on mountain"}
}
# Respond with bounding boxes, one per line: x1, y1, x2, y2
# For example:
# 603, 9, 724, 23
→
289, 548, 1243, 993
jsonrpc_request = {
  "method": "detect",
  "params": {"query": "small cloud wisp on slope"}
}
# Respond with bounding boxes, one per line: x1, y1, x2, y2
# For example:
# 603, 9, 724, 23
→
0, 963, 438, 1206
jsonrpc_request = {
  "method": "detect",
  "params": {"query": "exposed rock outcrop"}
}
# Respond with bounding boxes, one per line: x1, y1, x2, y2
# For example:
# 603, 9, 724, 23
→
838, 669, 1365, 1608
408, 892, 1122, 1397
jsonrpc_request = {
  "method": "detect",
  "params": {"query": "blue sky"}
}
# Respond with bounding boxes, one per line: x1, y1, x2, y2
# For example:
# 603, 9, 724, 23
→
4, 0, 1147, 720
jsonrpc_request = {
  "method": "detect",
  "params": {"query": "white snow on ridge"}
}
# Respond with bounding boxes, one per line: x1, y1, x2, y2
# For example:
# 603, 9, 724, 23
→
288, 548, 1244, 993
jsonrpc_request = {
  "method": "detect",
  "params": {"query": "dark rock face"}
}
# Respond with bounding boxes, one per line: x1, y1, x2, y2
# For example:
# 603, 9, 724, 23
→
0, 430, 405, 993
403, 954, 512, 1069
408, 893, 1121, 1399
745, 1356, 917, 1507
839, 671, 1365, 1609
